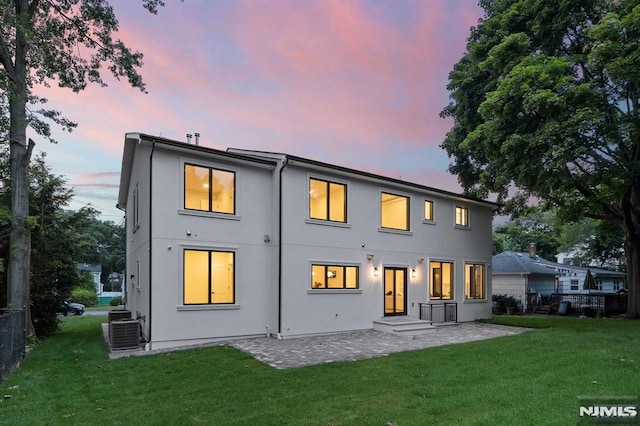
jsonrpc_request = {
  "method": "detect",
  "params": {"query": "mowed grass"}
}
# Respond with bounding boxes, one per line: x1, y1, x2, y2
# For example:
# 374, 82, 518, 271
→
1, 315, 639, 425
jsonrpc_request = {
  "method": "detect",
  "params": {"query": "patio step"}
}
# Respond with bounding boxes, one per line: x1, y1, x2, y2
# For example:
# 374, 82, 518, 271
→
373, 317, 436, 336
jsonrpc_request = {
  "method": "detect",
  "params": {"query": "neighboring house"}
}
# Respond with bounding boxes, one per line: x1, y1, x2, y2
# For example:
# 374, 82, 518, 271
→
491, 250, 559, 311
493, 246, 626, 311
77, 263, 123, 305
117, 133, 495, 351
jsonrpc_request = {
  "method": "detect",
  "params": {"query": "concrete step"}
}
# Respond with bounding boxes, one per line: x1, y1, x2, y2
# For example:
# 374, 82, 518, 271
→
373, 317, 436, 336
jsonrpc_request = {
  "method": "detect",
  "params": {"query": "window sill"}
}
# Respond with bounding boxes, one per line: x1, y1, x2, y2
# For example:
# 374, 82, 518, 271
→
178, 209, 241, 221
305, 219, 351, 229
378, 227, 413, 236
307, 289, 362, 295
454, 225, 471, 231
422, 220, 436, 226
176, 304, 240, 311
463, 299, 487, 303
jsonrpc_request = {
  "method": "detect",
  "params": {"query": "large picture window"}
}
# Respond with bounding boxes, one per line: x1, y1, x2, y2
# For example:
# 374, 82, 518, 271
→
309, 178, 346, 222
311, 264, 358, 289
184, 249, 235, 304
465, 263, 485, 299
381, 192, 409, 231
185, 164, 235, 214
430, 261, 453, 299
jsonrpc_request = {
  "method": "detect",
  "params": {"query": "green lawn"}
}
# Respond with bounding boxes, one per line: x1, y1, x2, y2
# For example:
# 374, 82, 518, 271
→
1, 315, 639, 425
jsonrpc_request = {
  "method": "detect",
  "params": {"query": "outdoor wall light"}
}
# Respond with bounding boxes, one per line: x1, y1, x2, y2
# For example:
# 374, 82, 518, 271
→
411, 268, 417, 279
373, 266, 380, 277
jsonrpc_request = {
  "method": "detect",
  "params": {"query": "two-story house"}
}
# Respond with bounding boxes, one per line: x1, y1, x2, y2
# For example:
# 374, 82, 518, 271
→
117, 133, 495, 350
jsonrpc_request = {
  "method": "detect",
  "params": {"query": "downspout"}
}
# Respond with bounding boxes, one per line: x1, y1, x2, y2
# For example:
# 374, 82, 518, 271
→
277, 157, 289, 337
148, 141, 155, 345
116, 203, 127, 307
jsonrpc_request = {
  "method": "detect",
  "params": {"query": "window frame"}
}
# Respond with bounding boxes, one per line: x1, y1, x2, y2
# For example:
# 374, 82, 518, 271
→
455, 206, 469, 228
183, 248, 236, 305
464, 263, 486, 300
429, 261, 454, 300
380, 191, 410, 231
184, 162, 236, 215
132, 183, 140, 232
424, 200, 435, 222
310, 264, 359, 290
570, 279, 579, 291
308, 177, 348, 223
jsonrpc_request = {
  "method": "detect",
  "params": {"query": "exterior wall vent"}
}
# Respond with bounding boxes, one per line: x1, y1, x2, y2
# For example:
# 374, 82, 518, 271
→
109, 319, 140, 350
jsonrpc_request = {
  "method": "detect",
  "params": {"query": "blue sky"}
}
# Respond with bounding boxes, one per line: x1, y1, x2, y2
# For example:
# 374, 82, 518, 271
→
32, 0, 484, 221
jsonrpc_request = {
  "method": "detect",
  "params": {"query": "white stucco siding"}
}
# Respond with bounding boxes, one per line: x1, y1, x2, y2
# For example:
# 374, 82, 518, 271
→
278, 166, 492, 336
124, 141, 152, 340
146, 147, 278, 349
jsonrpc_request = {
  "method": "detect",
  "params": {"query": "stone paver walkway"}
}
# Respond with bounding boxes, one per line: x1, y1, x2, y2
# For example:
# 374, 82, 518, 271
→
231, 322, 531, 369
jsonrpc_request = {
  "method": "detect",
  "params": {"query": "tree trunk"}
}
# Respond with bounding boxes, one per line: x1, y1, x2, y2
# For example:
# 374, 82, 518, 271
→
622, 187, 640, 319
7, 0, 34, 335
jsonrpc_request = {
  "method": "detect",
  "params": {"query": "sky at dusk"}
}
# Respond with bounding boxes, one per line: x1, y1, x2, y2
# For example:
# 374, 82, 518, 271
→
33, 0, 484, 221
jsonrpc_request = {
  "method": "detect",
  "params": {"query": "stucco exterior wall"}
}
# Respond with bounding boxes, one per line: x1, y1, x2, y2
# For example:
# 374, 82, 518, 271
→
146, 146, 278, 350
278, 165, 492, 337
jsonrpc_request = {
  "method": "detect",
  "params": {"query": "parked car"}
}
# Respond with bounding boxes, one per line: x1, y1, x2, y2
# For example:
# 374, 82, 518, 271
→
61, 301, 85, 316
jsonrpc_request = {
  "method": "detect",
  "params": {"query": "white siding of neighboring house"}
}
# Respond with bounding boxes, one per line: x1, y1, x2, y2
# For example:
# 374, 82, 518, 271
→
492, 275, 527, 305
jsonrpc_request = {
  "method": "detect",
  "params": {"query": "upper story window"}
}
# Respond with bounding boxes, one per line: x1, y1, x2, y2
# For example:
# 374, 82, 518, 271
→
455, 206, 469, 227
184, 249, 235, 304
311, 264, 359, 289
570, 279, 579, 291
381, 192, 409, 231
430, 261, 453, 300
309, 178, 346, 222
184, 164, 235, 214
132, 183, 140, 232
465, 263, 485, 299
424, 200, 434, 221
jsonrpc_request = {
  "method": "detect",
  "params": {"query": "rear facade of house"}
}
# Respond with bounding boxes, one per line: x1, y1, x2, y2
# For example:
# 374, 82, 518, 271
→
118, 133, 495, 350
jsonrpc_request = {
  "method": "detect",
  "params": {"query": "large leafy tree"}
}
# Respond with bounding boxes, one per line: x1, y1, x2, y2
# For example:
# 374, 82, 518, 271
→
442, 0, 640, 317
0, 0, 163, 330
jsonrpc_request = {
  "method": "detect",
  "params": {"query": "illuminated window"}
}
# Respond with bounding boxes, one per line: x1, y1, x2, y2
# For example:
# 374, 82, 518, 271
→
311, 264, 358, 289
184, 164, 235, 214
465, 263, 485, 299
430, 261, 453, 299
309, 178, 346, 222
132, 183, 140, 232
455, 206, 469, 227
184, 249, 235, 304
424, 200, 434, 221
381, 192, 409, 231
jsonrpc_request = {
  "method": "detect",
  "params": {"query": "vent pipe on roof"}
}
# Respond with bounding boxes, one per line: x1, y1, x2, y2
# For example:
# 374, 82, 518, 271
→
529, 243, 537, 259
186, 133, 192, 144
194, 132, 200, 146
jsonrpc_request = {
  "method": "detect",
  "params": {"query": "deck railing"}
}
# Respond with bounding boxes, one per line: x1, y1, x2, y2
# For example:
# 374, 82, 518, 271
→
526, 293, 627, 317
419, 302, 457, 323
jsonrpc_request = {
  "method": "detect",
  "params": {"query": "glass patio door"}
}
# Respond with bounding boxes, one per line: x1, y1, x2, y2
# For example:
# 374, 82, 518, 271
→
384, 267, 407, 316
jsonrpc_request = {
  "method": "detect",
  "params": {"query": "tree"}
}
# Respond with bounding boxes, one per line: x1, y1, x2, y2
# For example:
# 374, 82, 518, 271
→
441, 0, 640, 317
493, 207, 562, 261
0, 0, 164, 330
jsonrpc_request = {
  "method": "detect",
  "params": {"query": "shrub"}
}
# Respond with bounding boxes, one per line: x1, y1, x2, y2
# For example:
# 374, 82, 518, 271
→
492, 294, 519, 314
71, 287, 97, 307
109, 296, 123, 306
